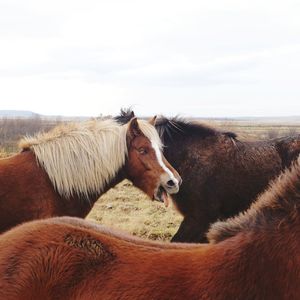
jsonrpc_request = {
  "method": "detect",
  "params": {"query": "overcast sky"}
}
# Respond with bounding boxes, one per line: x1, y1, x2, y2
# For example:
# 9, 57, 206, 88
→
1, 0, 300, 117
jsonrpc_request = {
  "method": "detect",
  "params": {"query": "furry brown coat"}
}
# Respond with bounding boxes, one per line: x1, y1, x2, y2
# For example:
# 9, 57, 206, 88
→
0, 156, 300, 299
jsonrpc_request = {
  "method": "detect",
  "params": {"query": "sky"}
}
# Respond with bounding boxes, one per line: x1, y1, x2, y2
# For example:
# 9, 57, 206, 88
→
0, 0, 300, 117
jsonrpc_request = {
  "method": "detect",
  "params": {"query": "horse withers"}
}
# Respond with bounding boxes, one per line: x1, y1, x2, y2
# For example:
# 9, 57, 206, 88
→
0, 116, 181, 233
117, 109, 300, 243
0, 156, 300, 299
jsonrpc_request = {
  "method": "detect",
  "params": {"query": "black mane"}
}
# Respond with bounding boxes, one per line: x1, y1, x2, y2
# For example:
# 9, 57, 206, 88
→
115, 108, 237, 141
155, 116, 217, 141
114, 108, 135, 124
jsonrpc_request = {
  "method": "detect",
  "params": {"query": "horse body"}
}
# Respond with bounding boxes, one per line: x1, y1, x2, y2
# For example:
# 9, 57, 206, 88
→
0, 117, 181, 233
1, 154, 300, 300
166, 133, 284, 243
0, 226, 289, 299
156, 119, 300, 244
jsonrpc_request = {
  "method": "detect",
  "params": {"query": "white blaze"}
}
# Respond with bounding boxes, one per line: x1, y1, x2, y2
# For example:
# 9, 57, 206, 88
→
151, 141, 178, 185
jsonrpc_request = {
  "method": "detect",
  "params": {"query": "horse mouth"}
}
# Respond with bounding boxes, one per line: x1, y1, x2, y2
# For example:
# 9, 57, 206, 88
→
154, 186, 171, 207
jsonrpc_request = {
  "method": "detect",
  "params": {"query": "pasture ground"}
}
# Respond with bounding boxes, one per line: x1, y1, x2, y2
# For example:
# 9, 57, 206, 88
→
87, 180, 182, 241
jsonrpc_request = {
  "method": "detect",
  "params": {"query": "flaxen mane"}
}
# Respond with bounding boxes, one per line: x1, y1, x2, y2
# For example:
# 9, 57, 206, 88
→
19, 118, 161, 200
207, 156, 300, 243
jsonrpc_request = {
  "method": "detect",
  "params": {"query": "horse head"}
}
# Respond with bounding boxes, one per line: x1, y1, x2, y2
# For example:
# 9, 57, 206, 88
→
124, 116, 181, 206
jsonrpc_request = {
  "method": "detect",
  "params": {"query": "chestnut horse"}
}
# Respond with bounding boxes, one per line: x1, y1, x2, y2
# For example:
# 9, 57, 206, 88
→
116, 109, 300, 243
0, 157, 300, 299
0, 116, 181, 233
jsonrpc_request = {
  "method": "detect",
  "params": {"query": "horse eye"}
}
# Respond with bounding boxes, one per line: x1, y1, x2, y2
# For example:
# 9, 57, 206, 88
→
138, 148, 148, 155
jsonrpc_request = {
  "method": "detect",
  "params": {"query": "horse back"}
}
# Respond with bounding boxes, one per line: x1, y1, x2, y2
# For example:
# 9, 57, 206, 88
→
167, 134, 282, 216
0, 218, 209, 299
0, 217, 299, 299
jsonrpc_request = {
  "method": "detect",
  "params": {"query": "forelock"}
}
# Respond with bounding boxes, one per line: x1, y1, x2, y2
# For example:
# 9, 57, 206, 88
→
136, 119, 163, 149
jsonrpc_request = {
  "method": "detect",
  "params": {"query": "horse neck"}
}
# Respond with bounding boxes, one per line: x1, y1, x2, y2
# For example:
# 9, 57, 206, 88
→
170, 227, 300, 299
28, 123, 129, 204
202, 231, 300, 297
67, 167, 127, 210
91, 168, 126, 200
162, 132, 221, 169
24, 149, 125, 209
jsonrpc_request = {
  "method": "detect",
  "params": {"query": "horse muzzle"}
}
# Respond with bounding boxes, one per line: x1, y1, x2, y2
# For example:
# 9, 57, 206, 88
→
161, 172, 181, 195
154, 175, 181, 207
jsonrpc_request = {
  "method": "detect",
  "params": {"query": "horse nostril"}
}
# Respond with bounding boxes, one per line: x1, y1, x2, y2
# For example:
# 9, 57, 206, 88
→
167, 180, 175, 187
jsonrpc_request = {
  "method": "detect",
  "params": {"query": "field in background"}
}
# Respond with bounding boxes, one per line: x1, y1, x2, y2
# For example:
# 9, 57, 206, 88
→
209, 120, 300, 140
0, 116, 61, 153
1, 116, 300, 241
87, 180, 182, 241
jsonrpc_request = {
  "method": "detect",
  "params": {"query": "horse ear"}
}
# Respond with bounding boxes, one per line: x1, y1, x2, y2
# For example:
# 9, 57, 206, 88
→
130, 110, 135, 119
128, 117, 142, 139
149, 115, 157, 126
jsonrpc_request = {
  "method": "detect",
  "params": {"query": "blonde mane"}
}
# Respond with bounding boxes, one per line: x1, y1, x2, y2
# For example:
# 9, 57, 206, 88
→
19, 118, 161, 199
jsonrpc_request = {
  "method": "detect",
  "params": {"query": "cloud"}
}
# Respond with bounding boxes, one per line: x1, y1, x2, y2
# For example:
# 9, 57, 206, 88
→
0, 0, 300, 117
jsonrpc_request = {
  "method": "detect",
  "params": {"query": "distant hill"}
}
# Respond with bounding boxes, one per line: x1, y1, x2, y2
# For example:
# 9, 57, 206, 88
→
0, 110, 40, 118
0, 110, 89, 121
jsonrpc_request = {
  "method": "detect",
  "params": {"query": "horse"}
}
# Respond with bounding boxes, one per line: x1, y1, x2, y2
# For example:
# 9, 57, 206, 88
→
0, 156, 300, 300
116, 109, 300, 243
0, 116, 181, 233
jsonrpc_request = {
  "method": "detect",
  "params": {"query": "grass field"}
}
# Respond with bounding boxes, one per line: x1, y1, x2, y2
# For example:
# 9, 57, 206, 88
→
87, 180, 182, 241
1, 118, 300, 241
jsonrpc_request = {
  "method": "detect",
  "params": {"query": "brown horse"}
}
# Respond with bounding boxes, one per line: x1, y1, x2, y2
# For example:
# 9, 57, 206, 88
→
0, 156, 300, 299
0, 116, 181, 233
116, 109, 300, 243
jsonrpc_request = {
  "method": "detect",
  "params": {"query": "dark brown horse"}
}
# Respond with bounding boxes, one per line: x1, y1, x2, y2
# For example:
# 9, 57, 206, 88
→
0, 156, 300, 299
0, 116, 181, 233
117, 110, 300, 243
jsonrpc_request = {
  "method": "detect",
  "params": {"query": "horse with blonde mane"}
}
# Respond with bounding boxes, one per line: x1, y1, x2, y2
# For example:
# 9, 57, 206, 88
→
0, 157, 300, 299
0, 116, 181, 233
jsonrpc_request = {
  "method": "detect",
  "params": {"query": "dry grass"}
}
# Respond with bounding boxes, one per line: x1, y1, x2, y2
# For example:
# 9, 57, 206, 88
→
87, 180, 182, 241
209, 120, 300, 141
0, 148, 12, 158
